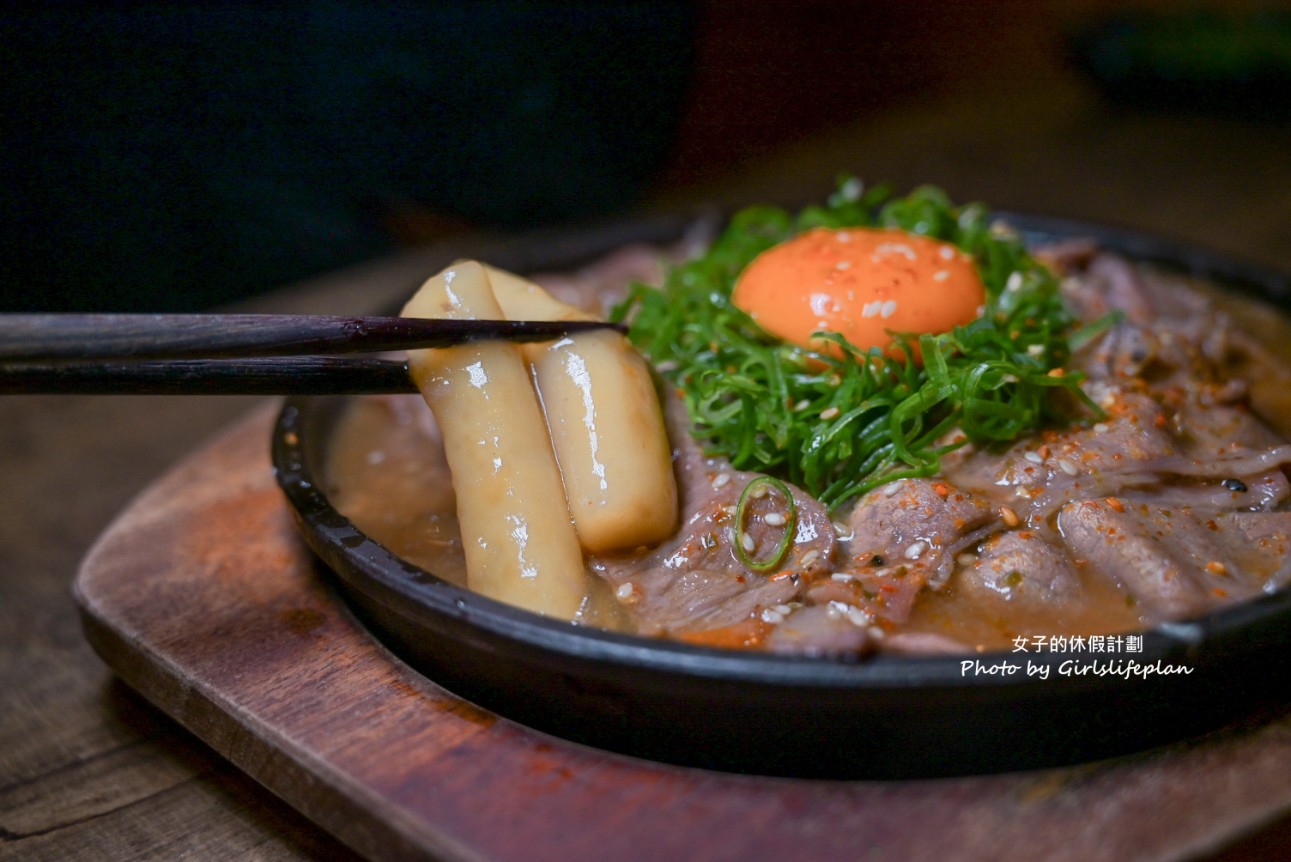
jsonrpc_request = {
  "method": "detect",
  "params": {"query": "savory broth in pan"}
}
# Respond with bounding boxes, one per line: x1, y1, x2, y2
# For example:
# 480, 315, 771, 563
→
326, 393, 634, 632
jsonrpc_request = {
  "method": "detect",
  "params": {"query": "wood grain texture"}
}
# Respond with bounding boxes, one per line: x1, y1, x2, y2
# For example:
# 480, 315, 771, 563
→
73, 406, 1291, 862
0, 393, 360, 861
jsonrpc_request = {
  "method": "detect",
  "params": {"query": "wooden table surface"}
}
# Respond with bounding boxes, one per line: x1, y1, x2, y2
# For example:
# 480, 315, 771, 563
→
4, 71, 1291, 860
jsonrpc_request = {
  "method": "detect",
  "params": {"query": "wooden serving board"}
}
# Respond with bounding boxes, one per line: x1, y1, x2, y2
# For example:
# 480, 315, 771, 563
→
74, 404, 1291, 862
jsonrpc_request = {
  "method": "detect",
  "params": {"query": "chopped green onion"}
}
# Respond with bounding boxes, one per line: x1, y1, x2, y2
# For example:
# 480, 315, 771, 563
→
614, 179, 1100, 511
733, 476, 797, 574
1069, 311, 1126, 350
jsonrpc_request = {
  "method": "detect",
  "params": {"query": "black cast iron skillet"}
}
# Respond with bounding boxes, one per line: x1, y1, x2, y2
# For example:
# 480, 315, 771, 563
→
272, 212, 1291, 779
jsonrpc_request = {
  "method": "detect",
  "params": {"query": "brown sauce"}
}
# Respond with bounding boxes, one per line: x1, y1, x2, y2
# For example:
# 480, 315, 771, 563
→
326, 394, 633, 631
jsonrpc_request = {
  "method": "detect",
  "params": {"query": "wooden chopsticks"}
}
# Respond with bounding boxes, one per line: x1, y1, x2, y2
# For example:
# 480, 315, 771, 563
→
0, 314, 622, 394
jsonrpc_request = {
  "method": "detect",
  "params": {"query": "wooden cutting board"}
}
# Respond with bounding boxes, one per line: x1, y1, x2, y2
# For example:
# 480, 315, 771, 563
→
74, 404, 1291, 862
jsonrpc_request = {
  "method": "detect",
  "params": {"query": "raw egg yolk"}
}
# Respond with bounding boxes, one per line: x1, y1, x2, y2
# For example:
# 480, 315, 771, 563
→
732, 227, 985, 359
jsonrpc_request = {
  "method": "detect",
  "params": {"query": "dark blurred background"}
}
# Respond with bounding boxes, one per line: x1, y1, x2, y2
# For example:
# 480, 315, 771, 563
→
2, 0, 1289, 312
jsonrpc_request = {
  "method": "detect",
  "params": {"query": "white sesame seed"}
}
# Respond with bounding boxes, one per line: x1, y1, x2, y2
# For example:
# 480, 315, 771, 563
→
615, 583, 634, 600
1006, 272, 1023, 292
819, 406, 841, 421
794, 399, 812, 412
764, 512, 786, 526
741, 532, 755, 552
751, 483, 769, 499
846, 606, 871, 627
836, 260, 852, 270
1026, 343, 1044, 358
1024, 451, 1043, 464
904, 540, 928, 560
933, 270, 949, 282
761, 608, 785, 624
773, 604, 793, 615
883, 480, 904, 497
939, 245, 956, 261
827, 600, 850, 619
862, 300, 882, 318
712, 472, 731, 489
1093, 423, 1109, 433
868, 626, 886, 640
956, 553, 979, 567
880, 300, 898, 319
800, 550, 821, 567
831, 572, 854, 582
1058, 459, 1079, 476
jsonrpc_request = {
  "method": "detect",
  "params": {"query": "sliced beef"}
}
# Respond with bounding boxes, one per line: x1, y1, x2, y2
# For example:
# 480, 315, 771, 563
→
1062, 252, 1211, 328
957, 530, 1082, 609
880, 631, 974, 655
1057, 500, 1208, 618
592, 561, 799, 637
843, 478, 996, 581
764, 603, 872, 656
1118, 471, 1290, 512
941, 387, 1178, 523
1033, 237, 1099, 275
1063, 250, 1252, 402
1077, 320, 1162, 381
589, 394, 835, 637
943, 376, 1291, 529
1170, 399, 1282, 455
1079, 253, 1156, 324
817, 478, 997, 627
805, 563, 926, 630
1056, 500, 1291, 619
1223, 511, 1291, 590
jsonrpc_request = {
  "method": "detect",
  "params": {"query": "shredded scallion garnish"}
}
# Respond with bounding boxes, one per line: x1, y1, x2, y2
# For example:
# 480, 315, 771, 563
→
613, 180, 1099, 511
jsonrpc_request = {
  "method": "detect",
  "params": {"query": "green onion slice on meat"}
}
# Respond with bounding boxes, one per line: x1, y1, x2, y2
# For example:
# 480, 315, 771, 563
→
733, 475, 798, 574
